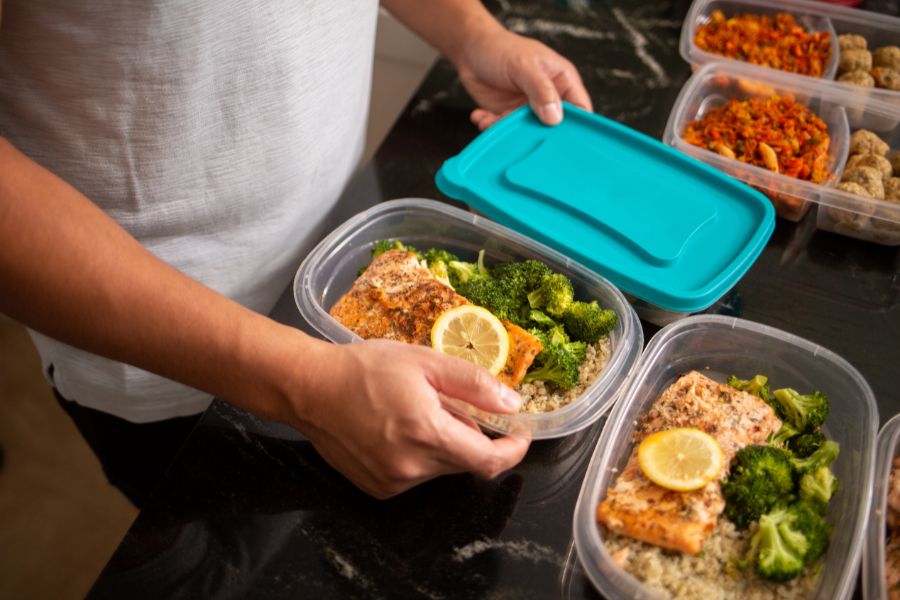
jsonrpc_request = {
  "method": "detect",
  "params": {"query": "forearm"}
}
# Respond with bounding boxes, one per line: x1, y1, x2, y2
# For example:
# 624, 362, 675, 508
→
0, 137, 325, 422
379, 0, 503, 66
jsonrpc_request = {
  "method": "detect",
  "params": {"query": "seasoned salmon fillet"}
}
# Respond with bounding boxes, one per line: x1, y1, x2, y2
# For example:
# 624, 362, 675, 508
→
596, 371, 782, 555
329, 249, 542, 387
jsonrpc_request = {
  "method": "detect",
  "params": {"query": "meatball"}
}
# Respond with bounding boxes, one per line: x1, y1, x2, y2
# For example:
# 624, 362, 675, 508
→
838, 48, 872, 74
890, 151, 900, 177
886, 177, 900, 200
872, 190, 900, 234
850, 129, 890, 156
838, 69, 875, 87
838, 34, 867, 52
846, 153, 893, 179
827, 181, 875, 230
842, 166, 885, 198
872, 67, 900, 91
873, 46, 900, 70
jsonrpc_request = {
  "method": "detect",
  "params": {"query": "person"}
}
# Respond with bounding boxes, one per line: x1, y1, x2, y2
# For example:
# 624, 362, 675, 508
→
0, 0, 592, 505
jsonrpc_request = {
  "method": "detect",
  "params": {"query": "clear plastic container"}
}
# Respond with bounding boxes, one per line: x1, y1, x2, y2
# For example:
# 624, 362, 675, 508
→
862, 413, 900, 600
573, 315, 879, 600
680, 0, 900, 111
293, 199, 644, 440
664, 62, 900, 244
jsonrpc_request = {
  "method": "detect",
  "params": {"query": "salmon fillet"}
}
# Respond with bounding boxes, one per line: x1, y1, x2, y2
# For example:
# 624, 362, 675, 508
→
596, 370, 782, 555
329, 249, 542, 387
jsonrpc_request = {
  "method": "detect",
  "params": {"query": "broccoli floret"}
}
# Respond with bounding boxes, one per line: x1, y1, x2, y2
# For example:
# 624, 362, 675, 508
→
727, 374, 773, 403
750, 501, 830, 581
787, 431, 826, 458
789, 440, 839, 475
448, 250, 490, 288
429, 260, 453, 288
799, 466, 838, 510
727, 374, 782, 417
768, 422, 800, 448
790, 500, 831, 562
753, 507, 806, 581
523, 342, 583, 389
722, 445, 795, 529
529, 310, 559, 329
421, 248, 459, 266
420, 248, 460, 288
508, 259, 553, 290
372, 239, 418, 258
561, 300, 617, 343
526, 273, 574, 317
456, 277, 526, 324
772, 388, 829, 432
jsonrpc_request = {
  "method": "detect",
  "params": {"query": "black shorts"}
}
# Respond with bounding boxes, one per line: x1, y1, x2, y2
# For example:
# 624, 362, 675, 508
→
51, 367, 202, 509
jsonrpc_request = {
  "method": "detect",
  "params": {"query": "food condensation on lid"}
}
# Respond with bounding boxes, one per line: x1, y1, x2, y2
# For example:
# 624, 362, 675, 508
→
435, 103, 775, 313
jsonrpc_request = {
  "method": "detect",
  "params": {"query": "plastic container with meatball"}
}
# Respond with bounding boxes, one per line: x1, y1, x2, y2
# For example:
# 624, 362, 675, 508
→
664, 62, 900, 245
680, 0, 900, 111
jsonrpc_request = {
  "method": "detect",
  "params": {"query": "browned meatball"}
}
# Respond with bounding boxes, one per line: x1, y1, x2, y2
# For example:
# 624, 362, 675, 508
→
827, 181, 875, 230
850, 129, 890, 156
873, 46, 900, 70
872, 67, 900, 91
843, 166, 886, 198
838, 69, 875, 86
839, 48, 872, 74
847, 153, 893, 179
838, 33, 867, 52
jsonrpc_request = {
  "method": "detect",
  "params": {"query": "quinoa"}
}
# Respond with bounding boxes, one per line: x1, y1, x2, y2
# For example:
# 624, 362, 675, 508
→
603, 519, 820, 600
516, 336, 612, 413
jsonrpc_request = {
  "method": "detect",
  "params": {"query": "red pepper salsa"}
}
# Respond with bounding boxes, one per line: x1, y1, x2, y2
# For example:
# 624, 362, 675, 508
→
683, 96, 831, 184
695, 11, 832, 77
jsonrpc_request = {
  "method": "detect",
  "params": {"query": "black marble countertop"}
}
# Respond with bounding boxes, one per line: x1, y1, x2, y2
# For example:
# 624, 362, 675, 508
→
89, 1, 900, 598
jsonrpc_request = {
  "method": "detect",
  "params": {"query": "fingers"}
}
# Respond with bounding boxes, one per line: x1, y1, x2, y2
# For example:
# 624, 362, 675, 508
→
435, 410, 530, 479
470, 108, 500, 131
510, 59, 563, 125
427, 353, 522, 415
556, 62, 593, 113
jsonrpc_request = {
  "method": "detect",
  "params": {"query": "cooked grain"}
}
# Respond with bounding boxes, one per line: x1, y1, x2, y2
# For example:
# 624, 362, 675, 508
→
516, 336, 612, 413
603, 519, 820, 600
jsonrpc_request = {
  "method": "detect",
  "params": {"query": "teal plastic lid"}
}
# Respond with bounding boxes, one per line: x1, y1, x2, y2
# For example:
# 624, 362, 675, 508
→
436, 103, 775, 313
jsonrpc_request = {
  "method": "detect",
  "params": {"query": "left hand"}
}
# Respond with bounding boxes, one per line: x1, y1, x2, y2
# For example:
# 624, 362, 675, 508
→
453, 25, 593, 130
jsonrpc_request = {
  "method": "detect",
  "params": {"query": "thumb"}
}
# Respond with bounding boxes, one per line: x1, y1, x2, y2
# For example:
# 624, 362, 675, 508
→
427, 354, 522, 414
511, 60, 563, 126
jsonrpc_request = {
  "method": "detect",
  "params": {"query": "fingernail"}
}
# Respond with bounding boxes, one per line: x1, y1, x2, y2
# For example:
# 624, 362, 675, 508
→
538, 102, 562, 125
500, 384, 522, 411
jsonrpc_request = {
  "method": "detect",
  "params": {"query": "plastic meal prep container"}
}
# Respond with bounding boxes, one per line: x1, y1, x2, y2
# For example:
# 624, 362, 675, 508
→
863, 413, 900, 599
573, 315, 879, 600
664, 62, 900, 244
293, 198, 644, 440
680, 0, 900, 110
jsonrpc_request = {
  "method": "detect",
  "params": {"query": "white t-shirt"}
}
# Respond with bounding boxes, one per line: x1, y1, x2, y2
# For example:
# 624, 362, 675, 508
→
0, 1, 379, 422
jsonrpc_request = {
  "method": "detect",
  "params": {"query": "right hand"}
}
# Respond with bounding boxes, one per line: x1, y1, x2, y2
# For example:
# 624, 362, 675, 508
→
292, 339, 530, 499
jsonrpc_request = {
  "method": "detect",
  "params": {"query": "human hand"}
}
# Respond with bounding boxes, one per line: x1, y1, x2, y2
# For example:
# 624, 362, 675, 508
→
453, 25, 592, 131
293, 339, 530, 499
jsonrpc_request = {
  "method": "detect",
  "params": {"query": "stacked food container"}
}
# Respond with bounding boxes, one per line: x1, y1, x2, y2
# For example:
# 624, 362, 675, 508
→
667, 0, 900, 245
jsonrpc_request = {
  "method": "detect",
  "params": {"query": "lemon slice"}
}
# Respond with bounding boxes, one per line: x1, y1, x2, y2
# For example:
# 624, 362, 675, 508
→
637, 428, 723, 492
430, 305, 510, 375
